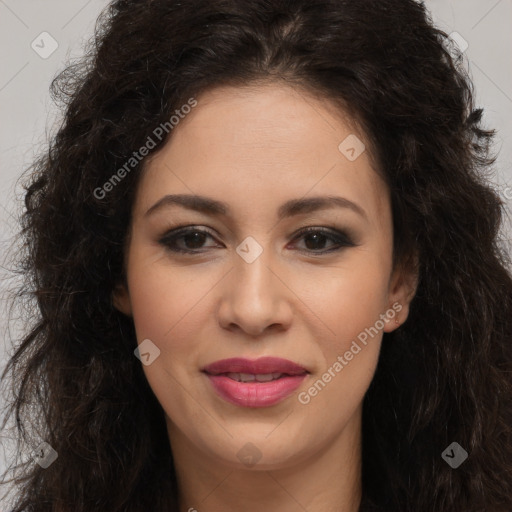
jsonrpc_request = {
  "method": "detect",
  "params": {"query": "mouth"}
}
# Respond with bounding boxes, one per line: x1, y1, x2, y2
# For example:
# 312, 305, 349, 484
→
219, 372, 294, 382
202, 356, 309, 376
202, 357, 309, 408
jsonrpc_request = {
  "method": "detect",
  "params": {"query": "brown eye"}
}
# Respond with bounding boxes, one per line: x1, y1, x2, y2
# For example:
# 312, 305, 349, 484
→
291, 227, 356, 254
158, 225, 356, 256
158, 227, 220, 254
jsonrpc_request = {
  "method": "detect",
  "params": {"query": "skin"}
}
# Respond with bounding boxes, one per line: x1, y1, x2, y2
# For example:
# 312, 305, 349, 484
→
113, 83, 418, 512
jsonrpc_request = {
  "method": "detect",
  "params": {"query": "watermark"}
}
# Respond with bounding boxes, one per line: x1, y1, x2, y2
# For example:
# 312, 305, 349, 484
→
134, 338, 161, 366
31, 441, 58, 469
236, 236, 263, 263
31, 31, 59, 59
447, 31, 469, 55
503, 186, 512, 201
297, 302, 402, 405
444, 31, 469, 61
441, 442, 468, 469
93, 98, 197, 200
338, 134, 365, 162
236, 442, 262, 467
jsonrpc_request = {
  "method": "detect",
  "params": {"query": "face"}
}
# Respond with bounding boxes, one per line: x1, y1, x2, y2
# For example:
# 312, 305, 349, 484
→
113, 83, 417, 472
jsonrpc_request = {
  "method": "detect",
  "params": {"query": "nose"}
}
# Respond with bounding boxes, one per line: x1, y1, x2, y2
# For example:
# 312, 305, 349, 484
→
216, 251, 293, 337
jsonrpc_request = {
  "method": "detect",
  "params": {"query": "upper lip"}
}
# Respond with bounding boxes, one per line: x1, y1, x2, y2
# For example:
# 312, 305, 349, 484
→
202, 357, 309, 376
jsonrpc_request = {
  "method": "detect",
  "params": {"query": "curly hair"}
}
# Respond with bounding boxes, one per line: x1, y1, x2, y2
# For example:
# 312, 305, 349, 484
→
1, 0, 512, 510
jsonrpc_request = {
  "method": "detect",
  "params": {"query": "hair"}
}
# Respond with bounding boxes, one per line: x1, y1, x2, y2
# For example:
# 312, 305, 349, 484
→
1, 0, 511, 510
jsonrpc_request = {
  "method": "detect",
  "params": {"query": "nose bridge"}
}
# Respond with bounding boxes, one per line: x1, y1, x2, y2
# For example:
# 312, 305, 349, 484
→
217, 241, 292, 335
234, 244, 278, 313
235, 247, 274, 301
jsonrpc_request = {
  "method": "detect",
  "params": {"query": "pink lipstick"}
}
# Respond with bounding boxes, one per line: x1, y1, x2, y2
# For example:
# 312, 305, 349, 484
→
202, 357, 308, 408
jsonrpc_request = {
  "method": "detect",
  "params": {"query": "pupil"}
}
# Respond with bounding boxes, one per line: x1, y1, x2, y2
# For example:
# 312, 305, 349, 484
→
304, 233, 326, 250
185, 232, 206, 248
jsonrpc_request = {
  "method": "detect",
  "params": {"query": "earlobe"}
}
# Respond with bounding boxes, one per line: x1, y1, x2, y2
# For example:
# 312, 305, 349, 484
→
112, 283, 133, 316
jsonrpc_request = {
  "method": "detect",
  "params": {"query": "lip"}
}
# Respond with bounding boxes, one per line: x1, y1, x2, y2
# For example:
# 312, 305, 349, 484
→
202, 357, 308, 376
202, 357, 309, 408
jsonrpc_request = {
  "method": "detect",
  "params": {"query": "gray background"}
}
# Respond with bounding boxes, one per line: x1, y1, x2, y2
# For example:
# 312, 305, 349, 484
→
1, 0, 511, 505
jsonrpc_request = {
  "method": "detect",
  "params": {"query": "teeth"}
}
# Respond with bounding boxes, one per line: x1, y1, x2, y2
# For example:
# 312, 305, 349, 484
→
225, 372, 284, 382
256, 373, 282, 382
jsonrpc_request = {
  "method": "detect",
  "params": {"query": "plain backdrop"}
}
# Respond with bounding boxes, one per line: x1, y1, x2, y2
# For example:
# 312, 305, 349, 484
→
1, 0, 511, 504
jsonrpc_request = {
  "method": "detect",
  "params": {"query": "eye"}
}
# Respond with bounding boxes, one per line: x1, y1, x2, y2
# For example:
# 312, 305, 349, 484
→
157, 225, 357, 255
158, 226, 220, 254
289, 227, 356, 254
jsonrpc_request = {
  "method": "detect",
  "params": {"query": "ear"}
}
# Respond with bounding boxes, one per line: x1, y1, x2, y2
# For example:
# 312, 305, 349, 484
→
383, 255, 419, 333
112, 282, 133, 316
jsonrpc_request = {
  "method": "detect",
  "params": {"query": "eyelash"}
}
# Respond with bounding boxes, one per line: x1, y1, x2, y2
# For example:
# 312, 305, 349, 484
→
157, 225, 356, 255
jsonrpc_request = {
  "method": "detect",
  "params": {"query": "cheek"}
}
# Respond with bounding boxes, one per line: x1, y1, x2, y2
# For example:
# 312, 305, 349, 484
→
125, 240, 208, 340
123, 246, 211, 404
306, 249, 392, 343
125, 259, 210, 421
296, 251, 391, 411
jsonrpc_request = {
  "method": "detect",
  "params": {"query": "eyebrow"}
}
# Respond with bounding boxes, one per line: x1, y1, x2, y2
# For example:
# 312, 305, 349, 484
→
144, 193, 367, 221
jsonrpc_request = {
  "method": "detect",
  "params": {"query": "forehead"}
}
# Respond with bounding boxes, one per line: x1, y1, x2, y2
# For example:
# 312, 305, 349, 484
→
137, 83, 389, 224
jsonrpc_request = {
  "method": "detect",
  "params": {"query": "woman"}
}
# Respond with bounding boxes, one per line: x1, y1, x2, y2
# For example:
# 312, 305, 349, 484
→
1, 0, 511, 510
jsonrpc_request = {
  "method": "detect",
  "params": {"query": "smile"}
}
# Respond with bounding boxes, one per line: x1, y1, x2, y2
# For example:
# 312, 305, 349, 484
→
202, 357, 309, 408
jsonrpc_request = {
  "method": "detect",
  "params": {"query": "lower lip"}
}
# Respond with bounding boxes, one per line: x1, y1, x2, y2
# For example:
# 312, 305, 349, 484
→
205, 373, 307, 408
